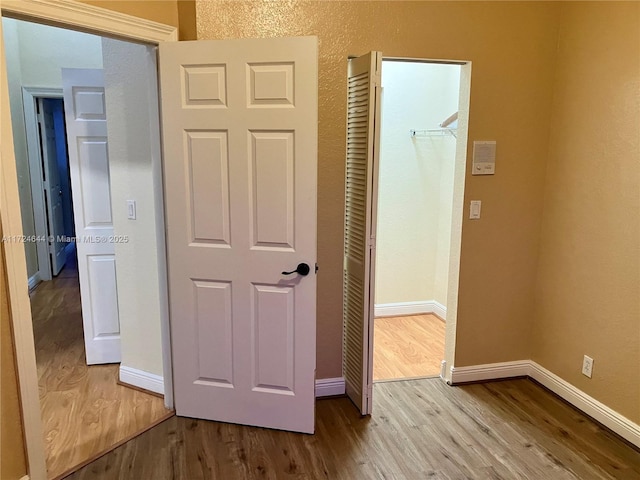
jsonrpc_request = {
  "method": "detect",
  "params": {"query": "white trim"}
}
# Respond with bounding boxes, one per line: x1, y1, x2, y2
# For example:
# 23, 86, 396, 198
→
315, 377, 346, 397
441, 62, 472, 385
145, 48, 174, 410
0, 4, 177, 480
374, 300, 447, 320
27, 272, 41, 290
0, 20, 48, 480
529, 361, 640, 448
20, 476, 30, 480
439, 360, 447, 380
430, 301, 447, 320
119, 365, 164, 396
448, 360, 640, 448
1, 0, 177, 43
449, 360, 530, 384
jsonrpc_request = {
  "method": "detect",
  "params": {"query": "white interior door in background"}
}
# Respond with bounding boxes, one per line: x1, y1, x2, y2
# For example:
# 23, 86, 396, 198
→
38, 97, 67, 275
343, 52, 382, 415
160, 36, 318, 433
62, 68, 121, 365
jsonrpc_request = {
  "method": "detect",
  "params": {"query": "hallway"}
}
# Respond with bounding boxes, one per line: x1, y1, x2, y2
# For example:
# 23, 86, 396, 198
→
30, 252, 172, 479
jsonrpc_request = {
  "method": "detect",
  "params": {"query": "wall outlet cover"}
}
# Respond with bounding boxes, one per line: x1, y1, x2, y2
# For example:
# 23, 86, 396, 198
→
582, 355, 594, 378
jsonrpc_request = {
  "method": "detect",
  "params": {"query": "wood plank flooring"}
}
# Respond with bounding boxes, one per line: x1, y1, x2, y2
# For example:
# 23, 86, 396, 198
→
374, 314, 445, 381
66, 377, 640, 479
30, 253, 172, 480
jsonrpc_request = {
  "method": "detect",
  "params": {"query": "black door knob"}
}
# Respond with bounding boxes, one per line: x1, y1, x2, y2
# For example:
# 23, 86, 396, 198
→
282, 263, 310, 276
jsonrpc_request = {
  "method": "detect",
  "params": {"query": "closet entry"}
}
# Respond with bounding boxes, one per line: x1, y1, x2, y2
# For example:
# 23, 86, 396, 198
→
343, 54, 468, 415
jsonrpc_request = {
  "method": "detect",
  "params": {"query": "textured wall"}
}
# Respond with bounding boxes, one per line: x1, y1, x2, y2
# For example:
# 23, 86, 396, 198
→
532, 2, 640, 423
375, 61, 459, 308
196, 1, 559, 377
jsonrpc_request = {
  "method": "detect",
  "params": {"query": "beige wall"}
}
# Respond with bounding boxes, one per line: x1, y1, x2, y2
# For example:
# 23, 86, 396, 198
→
177, 0, 197, 41
532, 3, 640, 423
79, 0, 180, 30
196, 1, 560, 376
1, 230, 28, 480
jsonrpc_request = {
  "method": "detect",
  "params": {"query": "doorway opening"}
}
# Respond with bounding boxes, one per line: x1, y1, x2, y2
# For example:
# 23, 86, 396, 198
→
35, 97, 75, 275
23, 92, 75, 285
2, 17, 172, 479
373, 60, 463, 383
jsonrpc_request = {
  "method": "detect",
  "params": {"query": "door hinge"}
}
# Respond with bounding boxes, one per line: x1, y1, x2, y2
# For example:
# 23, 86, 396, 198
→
368, 235, 376, 249
315, 263, 319, 274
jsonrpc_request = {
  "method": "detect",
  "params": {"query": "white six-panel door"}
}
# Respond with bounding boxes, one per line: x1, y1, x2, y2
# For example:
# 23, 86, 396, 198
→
62, 68, 121, 365
159, 37, 318, 433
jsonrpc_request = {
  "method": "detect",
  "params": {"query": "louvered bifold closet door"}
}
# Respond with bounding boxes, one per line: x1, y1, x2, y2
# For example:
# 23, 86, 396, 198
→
343, 52, 382, 415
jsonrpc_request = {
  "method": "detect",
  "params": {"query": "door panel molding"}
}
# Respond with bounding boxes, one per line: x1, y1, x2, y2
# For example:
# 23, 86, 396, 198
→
62, 68, 121, 365
160, 36, 318, 433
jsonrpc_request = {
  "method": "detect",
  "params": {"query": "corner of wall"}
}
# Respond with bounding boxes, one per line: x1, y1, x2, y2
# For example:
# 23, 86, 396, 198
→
530, 2, 640, 425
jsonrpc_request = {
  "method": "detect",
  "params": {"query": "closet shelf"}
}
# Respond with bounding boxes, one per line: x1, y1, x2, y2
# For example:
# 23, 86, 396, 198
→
410, 128, 457, 138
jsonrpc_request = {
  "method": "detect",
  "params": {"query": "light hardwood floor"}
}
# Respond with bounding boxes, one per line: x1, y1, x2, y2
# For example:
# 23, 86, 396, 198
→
30, 253, 172, 480
374, 314, 445, 381
66, 377, 640, 479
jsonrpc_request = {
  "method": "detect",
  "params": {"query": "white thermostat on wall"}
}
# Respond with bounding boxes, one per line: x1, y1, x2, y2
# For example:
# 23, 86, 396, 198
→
472, 141, 496, 175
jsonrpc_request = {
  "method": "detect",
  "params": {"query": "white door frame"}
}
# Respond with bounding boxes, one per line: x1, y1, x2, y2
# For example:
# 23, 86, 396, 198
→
372, 56, 472, 387
22, 87, 64, 284
0, 2, 176, 479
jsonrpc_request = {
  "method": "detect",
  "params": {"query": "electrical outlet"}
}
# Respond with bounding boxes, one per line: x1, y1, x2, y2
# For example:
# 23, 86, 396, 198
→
582, 355, 594, 378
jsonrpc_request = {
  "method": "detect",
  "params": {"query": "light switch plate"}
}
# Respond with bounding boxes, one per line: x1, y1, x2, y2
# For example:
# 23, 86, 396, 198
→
470, 200, 481, 219
127, 200, 136, 220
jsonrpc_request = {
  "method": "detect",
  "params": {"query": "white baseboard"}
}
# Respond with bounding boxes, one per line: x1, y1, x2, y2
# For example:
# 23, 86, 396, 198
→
430, 301, 447, 320
528, 361, 640, 448
374, 300, 447, 320
28, 272, 41, 290
449, 360, 640, 448
119, 365, 164, 395
450, 360, 530, 384
20, 475, 30, 480
315, 377, 345, 397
